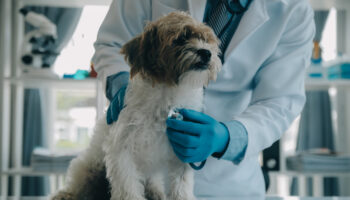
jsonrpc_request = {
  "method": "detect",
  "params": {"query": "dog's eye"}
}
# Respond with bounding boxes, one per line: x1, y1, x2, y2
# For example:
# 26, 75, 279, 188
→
173, 36, 186, 46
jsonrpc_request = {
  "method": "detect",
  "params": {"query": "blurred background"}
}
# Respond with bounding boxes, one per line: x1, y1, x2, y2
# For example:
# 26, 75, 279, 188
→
0, 0, 350, 198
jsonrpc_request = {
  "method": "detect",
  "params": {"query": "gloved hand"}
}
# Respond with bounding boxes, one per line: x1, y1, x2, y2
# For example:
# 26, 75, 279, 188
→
105, 72, 129, 125
106, 86, 127, 125
166, 109, 230, 163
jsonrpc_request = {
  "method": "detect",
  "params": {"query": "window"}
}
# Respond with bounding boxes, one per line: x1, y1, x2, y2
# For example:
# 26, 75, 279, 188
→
53, 6, 109, 76
50, 6, 108, 151
320, 8, 337, 62
53, 89, 96, 151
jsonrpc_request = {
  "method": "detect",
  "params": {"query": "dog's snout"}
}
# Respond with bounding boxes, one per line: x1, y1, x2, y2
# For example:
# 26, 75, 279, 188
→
197, 49, 211, 63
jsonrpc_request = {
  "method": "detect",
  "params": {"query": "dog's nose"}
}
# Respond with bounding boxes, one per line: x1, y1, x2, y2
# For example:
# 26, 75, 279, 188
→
197, 49, 211, 63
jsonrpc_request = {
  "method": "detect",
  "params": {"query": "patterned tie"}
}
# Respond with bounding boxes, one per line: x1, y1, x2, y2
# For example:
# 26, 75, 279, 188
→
206, 0, 247, 62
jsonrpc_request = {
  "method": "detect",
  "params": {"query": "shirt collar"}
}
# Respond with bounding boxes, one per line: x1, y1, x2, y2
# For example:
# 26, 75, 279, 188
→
239, 0, 249, 8
224, 0, 250, 9
226, 0, 252, 13
209, 0, 249, 9
204, 0, 252, 22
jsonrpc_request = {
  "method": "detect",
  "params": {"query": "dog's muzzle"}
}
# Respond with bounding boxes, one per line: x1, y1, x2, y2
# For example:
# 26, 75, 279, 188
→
197, 49, 211, 62
192, 49, 211, 70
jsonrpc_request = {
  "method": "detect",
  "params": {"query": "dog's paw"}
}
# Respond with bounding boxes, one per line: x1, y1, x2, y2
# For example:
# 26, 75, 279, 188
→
51, 191, 76, 200
145, 189, 166, 200
168, 193, 196, 200
169, 196, 196, 200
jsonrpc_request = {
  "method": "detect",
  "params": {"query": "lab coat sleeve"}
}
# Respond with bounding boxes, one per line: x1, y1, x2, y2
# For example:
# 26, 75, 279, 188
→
220, 120, 248, 164
222, 2, 315, 162
92, 0, 151, 93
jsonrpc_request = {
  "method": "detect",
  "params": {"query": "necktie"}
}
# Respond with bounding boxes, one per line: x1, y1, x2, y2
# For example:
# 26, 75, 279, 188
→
206, 0, 246, 62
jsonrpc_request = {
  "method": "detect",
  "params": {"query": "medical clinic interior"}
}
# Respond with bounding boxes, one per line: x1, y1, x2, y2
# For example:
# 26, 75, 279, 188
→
1, 0, 350, 199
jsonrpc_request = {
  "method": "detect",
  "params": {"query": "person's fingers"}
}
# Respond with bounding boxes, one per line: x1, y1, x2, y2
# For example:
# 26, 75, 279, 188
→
166, 118, 201, 135
170, 142, 197, 157
179, 109, 214, 124
166, 128, 200, 148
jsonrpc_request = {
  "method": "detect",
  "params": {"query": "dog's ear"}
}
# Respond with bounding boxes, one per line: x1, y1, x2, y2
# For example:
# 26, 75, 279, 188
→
121, 26, 159, 79
141, 26, 158, 53
139, 26, 166, 83
120, 36, 142, 78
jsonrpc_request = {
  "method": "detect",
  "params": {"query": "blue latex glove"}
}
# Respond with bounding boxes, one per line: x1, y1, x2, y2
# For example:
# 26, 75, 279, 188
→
105, 72, 129, 125
106, 86, 127, 124
166, 109, 230, 163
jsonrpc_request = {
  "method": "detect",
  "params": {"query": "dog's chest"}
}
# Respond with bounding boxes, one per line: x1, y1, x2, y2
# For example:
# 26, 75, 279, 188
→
118, 101, 173, 168
113, 80, 204, 169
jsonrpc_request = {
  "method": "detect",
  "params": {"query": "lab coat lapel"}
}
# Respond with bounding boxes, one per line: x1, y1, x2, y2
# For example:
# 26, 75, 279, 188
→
187, 0, 207, 22
224, 0, 270, 58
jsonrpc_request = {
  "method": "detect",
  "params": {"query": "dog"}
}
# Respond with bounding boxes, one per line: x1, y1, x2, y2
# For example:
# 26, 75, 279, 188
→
52, 11, 221, 200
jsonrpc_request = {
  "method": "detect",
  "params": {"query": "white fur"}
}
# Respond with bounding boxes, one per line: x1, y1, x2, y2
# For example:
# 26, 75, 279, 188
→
51, 70, 213, 200
104, 73, 206, 200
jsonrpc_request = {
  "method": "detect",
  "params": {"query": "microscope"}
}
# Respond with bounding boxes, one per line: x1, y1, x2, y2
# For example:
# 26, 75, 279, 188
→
20, 8, 58, 77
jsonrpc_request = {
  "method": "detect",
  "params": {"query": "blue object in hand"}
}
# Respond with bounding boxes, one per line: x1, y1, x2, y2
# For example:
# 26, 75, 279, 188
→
166, 109, 230, 163
106, 86, 127, 125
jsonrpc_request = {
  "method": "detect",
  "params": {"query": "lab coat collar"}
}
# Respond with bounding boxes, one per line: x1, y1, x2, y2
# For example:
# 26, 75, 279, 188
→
187, 0, 207, 22
224, 0, 270, 57
187, 0, 256, 21
187, 0, 270, 58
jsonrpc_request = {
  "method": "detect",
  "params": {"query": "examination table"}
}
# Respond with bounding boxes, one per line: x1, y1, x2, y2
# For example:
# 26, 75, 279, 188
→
2, 197, 349, 200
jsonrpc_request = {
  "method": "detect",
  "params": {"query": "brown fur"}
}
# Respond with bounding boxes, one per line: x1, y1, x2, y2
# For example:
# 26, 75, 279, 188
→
120, 12, 220, 86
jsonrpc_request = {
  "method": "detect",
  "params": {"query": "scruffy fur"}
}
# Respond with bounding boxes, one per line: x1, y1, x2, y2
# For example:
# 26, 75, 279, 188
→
52, 12, 221, 200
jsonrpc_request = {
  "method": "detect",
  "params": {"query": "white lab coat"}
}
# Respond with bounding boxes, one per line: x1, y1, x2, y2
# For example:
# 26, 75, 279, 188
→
92, 0, 315, 198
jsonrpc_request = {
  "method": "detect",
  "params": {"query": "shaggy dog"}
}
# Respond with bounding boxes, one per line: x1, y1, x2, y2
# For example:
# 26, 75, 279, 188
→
52, 12, 221, 200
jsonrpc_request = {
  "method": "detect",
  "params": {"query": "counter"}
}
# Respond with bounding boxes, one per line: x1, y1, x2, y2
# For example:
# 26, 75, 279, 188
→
2, 197, 349, 200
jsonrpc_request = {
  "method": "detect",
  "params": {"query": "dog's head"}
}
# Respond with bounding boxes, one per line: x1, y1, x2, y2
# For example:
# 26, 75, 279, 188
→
121, 11, 221, 88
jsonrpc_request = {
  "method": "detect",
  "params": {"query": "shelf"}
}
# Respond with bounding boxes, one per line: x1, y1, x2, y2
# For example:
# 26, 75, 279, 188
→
270, 170, 350, 178
2, 198, 350, 200
2, 167, 66, 176
309, 0, 350, 10
305, 79, 350, 90
18, 0, 350, 10
20, 0, 112, 7
0, 198, 350, 200
4, 77, 98, 90
0, 198, 49, 200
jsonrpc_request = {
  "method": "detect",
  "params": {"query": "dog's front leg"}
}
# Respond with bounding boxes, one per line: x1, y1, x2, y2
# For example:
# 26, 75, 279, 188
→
51, 118, 109, 200
105, 150, 147, 200
52, 152, 108, 200
145, 173, 167, 200
168, 160, 196, 200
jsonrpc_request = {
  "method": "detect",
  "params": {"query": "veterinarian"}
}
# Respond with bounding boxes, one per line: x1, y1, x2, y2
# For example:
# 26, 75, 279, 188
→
92, 0, 315, 198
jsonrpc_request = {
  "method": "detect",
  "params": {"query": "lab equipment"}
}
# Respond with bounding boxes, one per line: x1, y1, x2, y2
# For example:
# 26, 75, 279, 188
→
168, 108, 184, 121
286, 149, 350, 172
20, 8, 57, 69
328, 62, 350, 79
307, 64, 326, 79
63, 69, 90, 80
307, 57, 350, 80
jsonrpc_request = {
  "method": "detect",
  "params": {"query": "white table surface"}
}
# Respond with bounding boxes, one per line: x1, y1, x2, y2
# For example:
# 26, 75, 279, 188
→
2, 197, 349, 200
